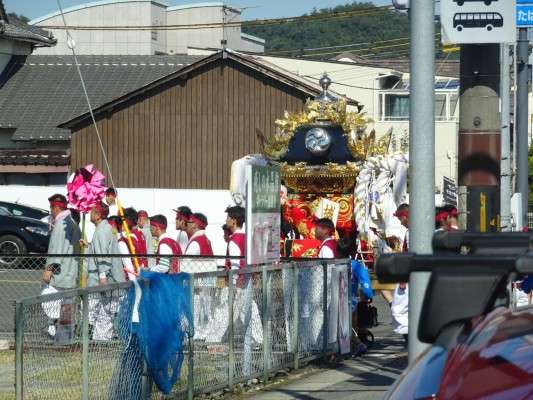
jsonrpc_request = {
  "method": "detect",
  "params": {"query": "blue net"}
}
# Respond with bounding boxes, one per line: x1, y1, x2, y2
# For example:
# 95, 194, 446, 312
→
110, 271, 193, 397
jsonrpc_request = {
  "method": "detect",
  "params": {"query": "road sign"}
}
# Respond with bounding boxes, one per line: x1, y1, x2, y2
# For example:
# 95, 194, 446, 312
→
517, 5, 533, 26
441, 0, 516, 44
442, 176, 457, 206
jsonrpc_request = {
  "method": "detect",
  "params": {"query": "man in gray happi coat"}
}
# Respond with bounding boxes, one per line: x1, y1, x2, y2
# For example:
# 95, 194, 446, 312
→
80, 201, 125, 340
42, 194, 82, 336
43, 194, 82, 288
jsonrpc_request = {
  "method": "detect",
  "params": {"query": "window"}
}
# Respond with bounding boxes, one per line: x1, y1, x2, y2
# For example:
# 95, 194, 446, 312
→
378, 79, 459, 122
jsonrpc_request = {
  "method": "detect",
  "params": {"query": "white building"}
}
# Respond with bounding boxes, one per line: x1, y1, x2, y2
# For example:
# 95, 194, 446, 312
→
30, 0, 264, 55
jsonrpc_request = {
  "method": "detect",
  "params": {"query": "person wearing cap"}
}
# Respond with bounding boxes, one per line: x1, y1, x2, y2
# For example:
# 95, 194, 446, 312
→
391, 203, 409, 346
174, 206, 193, 252
42, 194, 82, 336
184, 213, 214, 256
117, 207, 149, 280
80, 200, 125, 340
150, 214, 182, 273
104, 187, 119, 217
315, 217, 338, 258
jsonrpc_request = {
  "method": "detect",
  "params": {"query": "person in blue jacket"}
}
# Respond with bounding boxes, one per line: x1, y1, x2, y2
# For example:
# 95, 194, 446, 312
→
337, 238, 374, 356
521, 275, 532, 294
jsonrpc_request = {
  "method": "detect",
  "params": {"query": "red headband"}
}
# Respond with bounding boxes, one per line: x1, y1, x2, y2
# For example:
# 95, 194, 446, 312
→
150, 221, 167, 229
108, 220, 119, 229
450, 209, 457, 216
124, 217, 135, 227
315, 222, 333, 234
106, 192, 116, 198
138, 212, 148, 218
95, 203, 108, 217
188, 215, 206, 229
174, 210, 189, 222
435, 211, 449, 222
49, 200, 67, 208
394, 210, 408, 217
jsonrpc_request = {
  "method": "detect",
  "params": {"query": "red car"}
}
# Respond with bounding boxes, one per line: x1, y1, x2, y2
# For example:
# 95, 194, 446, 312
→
378, 231, 533, 400
384, 304, 533, 399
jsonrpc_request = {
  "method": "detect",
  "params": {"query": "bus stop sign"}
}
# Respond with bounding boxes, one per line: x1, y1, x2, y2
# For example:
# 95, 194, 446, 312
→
441, 0, 516, 44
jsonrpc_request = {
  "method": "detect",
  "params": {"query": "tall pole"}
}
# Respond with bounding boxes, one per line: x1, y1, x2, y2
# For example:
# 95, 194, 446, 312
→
458, 44, 501, 232
407, 0, 435, 362
501, 43, 512, 232
516, 28, 529, 230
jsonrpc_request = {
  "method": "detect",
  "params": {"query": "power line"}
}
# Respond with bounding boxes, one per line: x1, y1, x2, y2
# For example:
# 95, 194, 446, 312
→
38, 5, 396, 30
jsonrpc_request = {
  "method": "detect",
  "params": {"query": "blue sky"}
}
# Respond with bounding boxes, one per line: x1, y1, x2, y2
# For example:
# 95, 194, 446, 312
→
4, 0, 391, 22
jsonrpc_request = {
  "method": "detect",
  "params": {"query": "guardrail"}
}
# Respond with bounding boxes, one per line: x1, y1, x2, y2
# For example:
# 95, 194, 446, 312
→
11, 257, 349, 399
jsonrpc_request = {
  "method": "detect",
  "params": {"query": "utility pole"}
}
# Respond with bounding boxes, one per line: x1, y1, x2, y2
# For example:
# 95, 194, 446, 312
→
406, 0, 435, 361
501, 43, 512, 232
458, 44, 501, 232
516, 27, 530, 230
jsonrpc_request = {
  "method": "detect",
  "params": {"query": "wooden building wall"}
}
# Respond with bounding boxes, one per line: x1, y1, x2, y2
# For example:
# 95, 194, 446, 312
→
70, 58, 309, 189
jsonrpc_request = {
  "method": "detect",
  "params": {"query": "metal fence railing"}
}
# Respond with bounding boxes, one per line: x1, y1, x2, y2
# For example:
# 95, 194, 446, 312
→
9, 255, 348, 400
0, 254, 228, 342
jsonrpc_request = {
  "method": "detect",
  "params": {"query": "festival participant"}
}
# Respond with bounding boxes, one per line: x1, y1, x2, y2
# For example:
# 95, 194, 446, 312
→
117, 207, 148, 279
221, 224, 232, 243
107, 215, 121, 235
42, 194, 82, 336
337, 238, 373, 357
137, 210, 152, 246
435, 206, 446, 231
184, 212, 214, 256
149, 214, 182, 273
281, 194, 316, 239
174, 206, 193, 252
223, 205, 263, 344
391, 203, 409, 346
104, 187, 119, 216
224, 206, 246, 272
443, 204, 459, 230
315, 217, 338, 258
80, 201, 125, 340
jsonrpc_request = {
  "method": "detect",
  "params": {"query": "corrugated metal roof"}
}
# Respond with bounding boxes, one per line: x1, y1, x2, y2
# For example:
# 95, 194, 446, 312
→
0, 54, 204, 142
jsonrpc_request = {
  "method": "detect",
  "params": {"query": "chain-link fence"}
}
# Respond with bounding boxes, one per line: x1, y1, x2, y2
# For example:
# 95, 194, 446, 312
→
9, 255, 348, 400
0, 254, 227, 341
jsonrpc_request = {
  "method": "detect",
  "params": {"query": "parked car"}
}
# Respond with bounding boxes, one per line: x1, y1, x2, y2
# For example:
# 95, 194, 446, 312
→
378, 231, 533, 400
0, 208, 51, 267
0, 200, 50, 222
384, 304, 533, 399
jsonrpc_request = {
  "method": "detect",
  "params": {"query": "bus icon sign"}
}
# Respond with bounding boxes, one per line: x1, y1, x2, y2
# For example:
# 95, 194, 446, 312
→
441, 0, 515, 43
453, 12, 504, 31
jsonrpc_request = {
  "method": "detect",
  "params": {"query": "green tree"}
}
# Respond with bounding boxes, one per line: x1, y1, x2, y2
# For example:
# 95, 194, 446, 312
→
7, 12, 30, 24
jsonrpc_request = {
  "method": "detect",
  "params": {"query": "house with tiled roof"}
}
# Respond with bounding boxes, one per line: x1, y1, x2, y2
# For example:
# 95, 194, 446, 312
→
0, 54, 204, 185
